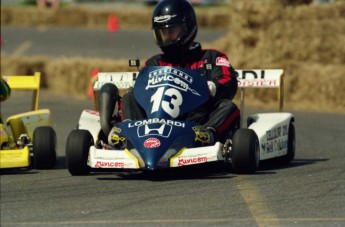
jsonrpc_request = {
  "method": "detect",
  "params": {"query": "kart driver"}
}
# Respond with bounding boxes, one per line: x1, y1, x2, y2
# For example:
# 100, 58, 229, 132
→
0, 76, 11, 124
0, 76, 11, 102
99, 0, 240, 143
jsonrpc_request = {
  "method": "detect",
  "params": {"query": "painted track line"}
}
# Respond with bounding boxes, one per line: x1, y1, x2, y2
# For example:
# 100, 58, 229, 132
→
235, 175, 279, 226
11, 41, 32, 57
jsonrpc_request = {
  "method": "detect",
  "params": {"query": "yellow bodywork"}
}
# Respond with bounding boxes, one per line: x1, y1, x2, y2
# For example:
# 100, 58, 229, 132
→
3, 72, 41, 111
6, 109, 52, 144
0, 124, 10, 147
0, 146, 30, 168
1, 122, 30, 168
0, 72, 52, 169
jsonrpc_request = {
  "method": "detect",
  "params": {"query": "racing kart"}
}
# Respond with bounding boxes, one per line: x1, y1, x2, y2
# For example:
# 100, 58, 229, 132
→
0, 73, 57, 170
66, 62, 295, 175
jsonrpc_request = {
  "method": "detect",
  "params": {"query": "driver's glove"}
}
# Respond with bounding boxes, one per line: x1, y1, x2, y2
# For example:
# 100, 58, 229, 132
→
207, 81, 217, 97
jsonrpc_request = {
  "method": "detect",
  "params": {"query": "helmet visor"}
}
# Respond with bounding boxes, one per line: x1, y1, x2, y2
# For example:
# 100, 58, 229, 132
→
153, 23, 188, 47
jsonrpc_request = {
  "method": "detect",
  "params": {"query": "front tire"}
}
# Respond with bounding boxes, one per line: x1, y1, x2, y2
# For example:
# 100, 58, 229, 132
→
231, 128, 259, 174
66, 129, 93, 176
32, 126, 57, 169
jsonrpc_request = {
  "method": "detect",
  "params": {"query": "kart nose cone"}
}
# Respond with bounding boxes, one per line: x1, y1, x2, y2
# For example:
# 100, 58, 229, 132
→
142, 152, 166, 170
144, 161, 159, 170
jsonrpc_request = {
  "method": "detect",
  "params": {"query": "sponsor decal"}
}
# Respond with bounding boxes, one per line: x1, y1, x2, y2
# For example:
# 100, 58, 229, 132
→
144, 138, 161, 148
266, 125, 288, 141
192, 126, 210, 144
148, 68, 193, 83
237, 70, 266, 79
111, 126, 122, 134
95, 81, 135, 89
128, 118, 185, 128
95, 161, 124, 168
215, 57, 230, 67
237, 70, 280, 88
146, 68, 200, 96
110, 133, 126, 147
238, 79, 278, 87
154, 14, 177, 23
264, 139, 288, 153
1, 151, 23, 158
263, 125, 289, 153
137, 123, 172, 138
178, 157, 208, 166
85, 109, 99, 115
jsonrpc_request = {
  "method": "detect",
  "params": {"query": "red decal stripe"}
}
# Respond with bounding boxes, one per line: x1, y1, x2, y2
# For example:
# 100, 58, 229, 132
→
217, 108, 240, 135
218, 65, 232, 85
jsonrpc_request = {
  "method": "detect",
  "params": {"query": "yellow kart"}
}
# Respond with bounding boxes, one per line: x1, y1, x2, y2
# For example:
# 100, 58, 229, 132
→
0, 73, 56, 169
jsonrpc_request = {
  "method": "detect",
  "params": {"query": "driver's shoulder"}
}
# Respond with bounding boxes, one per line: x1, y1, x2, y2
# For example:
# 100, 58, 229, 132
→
145, 53, 164, 66
202, 48, 228, 59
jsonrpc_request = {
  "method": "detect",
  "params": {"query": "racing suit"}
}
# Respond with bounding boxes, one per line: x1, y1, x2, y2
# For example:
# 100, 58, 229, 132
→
0, 76, 11, 124
122, 42, 240, 142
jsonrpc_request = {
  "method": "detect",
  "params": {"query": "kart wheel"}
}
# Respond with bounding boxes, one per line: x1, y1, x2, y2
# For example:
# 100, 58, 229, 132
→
33, 126, 57, 169
231, 128, 259, 174
278, 122, 296, 164
66, 129, 93, 176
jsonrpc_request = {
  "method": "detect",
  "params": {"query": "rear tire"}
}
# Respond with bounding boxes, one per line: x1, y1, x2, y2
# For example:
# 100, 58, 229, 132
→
33, 126, 57, 169
66, 129, 93, 176
231, 128, 259, 174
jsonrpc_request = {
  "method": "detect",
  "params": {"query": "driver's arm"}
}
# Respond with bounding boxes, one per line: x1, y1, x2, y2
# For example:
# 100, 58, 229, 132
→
207, 52, 238, 101
0, 76, 11, 102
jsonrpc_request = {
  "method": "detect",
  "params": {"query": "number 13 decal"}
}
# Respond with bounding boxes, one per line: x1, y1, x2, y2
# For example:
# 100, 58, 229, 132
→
151, 87, 183, 118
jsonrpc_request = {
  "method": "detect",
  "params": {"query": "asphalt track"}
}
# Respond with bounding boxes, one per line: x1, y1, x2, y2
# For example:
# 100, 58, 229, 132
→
1, 26, 228, 59
1, 26, 345, 226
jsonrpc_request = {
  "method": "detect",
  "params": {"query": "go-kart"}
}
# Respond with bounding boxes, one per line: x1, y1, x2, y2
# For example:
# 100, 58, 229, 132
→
66, 62, 295, 175
0, 73, 57, 170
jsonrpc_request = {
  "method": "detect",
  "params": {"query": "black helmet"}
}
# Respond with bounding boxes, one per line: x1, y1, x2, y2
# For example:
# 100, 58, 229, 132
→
152, 0, 198, 56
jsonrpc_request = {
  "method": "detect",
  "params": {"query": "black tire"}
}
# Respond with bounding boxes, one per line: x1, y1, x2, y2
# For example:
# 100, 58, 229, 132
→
66, 129, 93, 176
278, 122, 296, 164
231, 128, 259, 174
32, 126, 57, 169
99, 83, 119, 136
